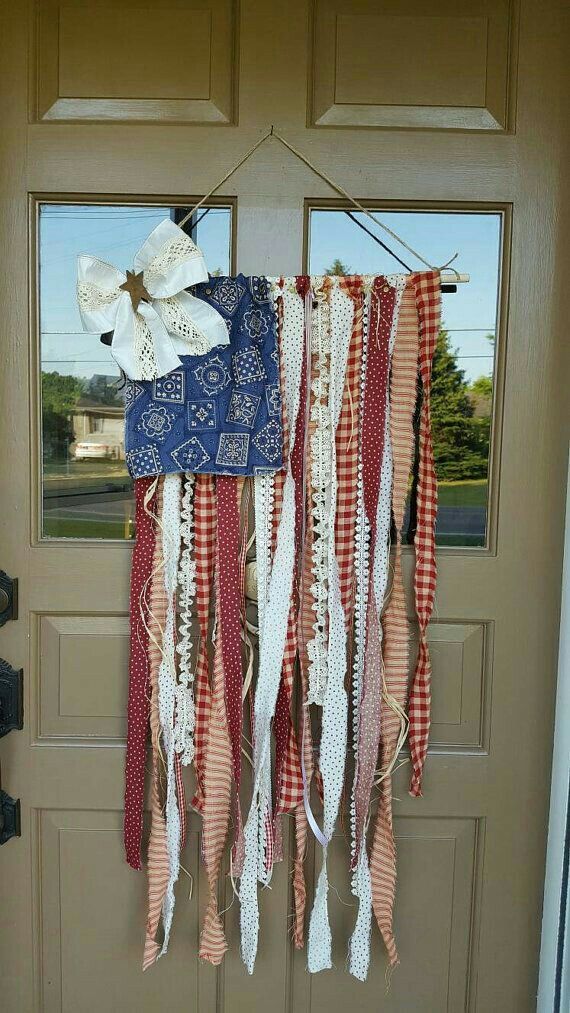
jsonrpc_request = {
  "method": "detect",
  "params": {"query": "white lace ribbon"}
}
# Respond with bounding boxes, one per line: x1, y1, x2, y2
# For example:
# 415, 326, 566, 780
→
157, 472, 183, 955
77, 218, 229, 380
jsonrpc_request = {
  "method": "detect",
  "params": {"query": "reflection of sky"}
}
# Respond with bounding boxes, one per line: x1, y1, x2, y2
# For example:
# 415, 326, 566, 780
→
40, 205, 500, 384
40, 204, 232, 380
309, 210, 501, 381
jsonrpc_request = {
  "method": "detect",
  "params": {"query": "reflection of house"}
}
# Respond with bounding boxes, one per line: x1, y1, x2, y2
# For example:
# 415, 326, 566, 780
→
72, 399, 125, 457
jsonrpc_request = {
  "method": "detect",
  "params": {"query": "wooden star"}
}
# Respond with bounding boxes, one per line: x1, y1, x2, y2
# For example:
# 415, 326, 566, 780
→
119, 270, 151, 312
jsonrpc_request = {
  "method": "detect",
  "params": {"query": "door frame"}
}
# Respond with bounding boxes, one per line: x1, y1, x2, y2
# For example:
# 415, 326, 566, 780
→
539, 462, 570, 1012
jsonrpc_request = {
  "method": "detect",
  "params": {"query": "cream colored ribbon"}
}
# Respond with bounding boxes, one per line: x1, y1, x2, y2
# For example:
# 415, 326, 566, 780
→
77, 218, 229, 380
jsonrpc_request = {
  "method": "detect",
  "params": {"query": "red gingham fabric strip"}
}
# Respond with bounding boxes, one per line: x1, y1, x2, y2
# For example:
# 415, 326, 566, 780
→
407, 270, 441, 797
191, 474, 216, 813
353, 279, 396, 861
124, 475, 157, 871
369, 280, 420, 968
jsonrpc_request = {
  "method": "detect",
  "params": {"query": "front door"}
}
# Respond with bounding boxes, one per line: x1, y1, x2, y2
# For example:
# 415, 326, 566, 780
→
0, 2, 568, 1010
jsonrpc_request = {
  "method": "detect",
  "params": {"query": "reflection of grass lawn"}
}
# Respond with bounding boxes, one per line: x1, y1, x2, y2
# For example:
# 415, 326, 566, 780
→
437, 479, 488, 506
43, 517, 134, 540
44, 458, 129, 489
42, 476, 489, 542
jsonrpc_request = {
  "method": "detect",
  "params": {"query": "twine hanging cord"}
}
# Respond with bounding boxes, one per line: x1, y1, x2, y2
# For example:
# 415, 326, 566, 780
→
178, 127, 460, 275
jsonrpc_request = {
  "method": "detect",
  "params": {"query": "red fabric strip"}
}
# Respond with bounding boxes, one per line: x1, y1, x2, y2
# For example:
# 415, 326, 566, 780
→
124, 475, 157, 870
353, 279, 396, 863
407, 270, 441, 797
216, 475, 243, 792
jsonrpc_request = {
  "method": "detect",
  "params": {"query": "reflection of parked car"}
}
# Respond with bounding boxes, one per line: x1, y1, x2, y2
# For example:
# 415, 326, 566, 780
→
74, 437, 121, 460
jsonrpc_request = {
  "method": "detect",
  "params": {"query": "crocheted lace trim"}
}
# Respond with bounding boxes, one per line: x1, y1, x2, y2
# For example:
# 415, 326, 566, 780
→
306, 278, 331, 706
144, 231, 202, 288
174, 473, 197, 765
158, 295, 214, 356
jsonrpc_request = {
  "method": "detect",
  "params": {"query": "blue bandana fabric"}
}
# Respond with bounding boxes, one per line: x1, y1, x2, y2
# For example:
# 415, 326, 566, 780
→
123, 275, 283, 478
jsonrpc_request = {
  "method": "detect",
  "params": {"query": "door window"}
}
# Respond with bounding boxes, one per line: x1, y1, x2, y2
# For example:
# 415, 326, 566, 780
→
38, 201, 233, 540
308, 206, 504, 547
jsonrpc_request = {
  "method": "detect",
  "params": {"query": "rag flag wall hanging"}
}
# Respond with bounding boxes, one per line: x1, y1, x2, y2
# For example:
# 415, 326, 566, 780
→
77, 131, 464, 981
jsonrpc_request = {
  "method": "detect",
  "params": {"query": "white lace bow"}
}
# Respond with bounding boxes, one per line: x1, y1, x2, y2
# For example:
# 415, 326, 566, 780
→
77, 219, 229, 380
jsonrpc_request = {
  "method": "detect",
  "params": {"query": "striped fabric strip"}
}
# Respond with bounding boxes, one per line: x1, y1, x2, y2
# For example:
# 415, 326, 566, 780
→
124, 475, 158, 871
369, 280, 420, 968
143, 477, 170, 970
191, 474, 216, 814
198, 568, 233, 965
175, 755, 187, 853
407, 271, 441, 798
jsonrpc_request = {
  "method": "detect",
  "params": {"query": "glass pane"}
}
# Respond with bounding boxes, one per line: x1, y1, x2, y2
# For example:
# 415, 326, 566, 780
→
309, 208, 502, 547
39, 202, 232, 539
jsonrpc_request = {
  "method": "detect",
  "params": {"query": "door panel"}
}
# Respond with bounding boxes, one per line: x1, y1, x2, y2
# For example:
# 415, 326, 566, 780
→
0, 2, 568, 1011
309, 0, 516, 131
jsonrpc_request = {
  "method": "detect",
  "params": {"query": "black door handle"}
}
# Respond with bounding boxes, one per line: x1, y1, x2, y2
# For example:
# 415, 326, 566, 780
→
0, 790, 21, 845
0, 659, 23, 737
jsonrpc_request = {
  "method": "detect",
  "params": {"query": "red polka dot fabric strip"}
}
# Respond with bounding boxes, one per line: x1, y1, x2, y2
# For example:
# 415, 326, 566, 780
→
124, 474, 157, 871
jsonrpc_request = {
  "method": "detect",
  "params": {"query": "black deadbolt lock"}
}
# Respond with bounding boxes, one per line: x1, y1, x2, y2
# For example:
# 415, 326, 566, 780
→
0, 571, 18, 627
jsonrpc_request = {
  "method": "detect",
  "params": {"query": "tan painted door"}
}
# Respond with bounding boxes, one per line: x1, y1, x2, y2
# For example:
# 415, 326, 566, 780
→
0, 2, 568, 1010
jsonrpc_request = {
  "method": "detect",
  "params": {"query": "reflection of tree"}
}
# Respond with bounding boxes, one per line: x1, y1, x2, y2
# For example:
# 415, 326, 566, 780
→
42, 371, 85, 458
469, 375, 493, 398
431, 330, 490, 481
324, 258, 351, 276
85, 374, 123, 406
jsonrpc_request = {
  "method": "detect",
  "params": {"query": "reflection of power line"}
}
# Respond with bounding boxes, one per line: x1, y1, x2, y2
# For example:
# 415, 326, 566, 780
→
41, 210, 229, 218
41, 207, 229, 266
43, 360, 117, 364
